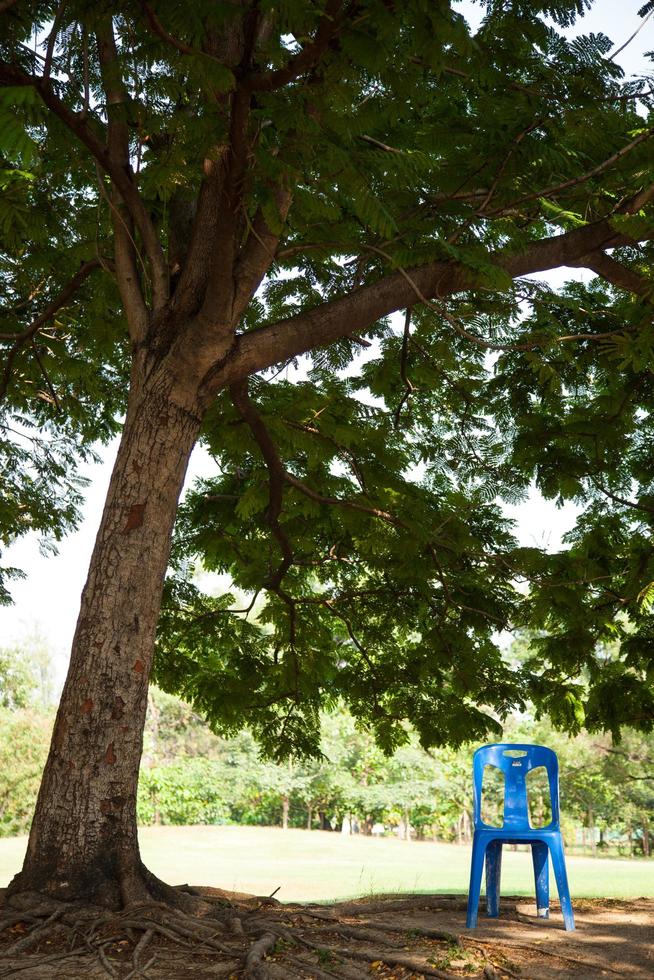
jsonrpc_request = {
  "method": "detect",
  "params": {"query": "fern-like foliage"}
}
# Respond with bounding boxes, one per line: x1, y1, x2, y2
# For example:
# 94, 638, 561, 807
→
2, 0, 654, 756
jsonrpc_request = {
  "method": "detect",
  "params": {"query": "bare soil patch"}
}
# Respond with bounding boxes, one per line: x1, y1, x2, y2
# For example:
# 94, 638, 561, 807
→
0, 887, 651, 979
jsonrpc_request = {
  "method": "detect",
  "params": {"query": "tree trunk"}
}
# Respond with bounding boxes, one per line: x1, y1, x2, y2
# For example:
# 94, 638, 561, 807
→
282, 796, 290, 830
307, 806, 312, 830
143, 689, 160, 769
402, 805, 411, 841
588, 806, 597, 857
643, 813, 650, 858
9, 369, 202, 907
462, 808, 471, 844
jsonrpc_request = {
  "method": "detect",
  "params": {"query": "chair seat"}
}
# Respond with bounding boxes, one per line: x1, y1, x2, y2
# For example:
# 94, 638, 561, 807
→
473, 826, 560, 843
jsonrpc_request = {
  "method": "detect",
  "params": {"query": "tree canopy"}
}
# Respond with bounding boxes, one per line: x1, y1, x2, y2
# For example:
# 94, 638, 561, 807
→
2, 0, 654, 767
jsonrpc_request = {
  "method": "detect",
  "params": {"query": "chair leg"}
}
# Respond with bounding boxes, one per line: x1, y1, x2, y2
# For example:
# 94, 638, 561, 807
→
485, 841, 503, 918
549, 834, 575, 931
466, 835, 486, 928
531, 841, 549, 918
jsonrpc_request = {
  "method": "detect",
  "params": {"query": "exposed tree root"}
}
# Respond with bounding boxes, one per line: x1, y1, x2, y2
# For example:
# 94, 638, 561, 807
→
244, 931, 276, 979
330, 916, 462, 947
314, 942, 463, 978
0, 888, 488, 980
0, 889, 640, 979
335, 895, 470, 916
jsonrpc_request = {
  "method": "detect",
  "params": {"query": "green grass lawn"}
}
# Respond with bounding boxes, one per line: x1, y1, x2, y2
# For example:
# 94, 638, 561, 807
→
0, 826, 651, 903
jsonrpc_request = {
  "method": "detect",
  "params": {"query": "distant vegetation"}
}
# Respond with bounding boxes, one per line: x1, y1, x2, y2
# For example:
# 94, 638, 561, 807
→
1, 641, 652, 856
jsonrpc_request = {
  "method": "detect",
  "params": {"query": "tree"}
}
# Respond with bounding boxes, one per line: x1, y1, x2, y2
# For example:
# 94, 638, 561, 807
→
0, 708, 51, 837
0, 631, 56, 708
2, 0, 654, 910
0, 644, 37, 709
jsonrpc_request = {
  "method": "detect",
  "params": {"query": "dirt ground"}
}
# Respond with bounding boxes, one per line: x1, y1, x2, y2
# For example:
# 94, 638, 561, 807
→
0, 889, 652, 978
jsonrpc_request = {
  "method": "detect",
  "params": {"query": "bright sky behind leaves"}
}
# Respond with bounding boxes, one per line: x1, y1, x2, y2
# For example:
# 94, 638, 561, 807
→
1, 0, 652, 674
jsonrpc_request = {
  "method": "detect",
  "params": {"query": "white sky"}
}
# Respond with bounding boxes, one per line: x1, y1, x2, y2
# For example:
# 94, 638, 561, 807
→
1, 0, 652, 670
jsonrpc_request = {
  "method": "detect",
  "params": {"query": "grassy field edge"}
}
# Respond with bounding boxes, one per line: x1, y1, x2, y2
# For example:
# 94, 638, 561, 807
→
0, 825, 651, 903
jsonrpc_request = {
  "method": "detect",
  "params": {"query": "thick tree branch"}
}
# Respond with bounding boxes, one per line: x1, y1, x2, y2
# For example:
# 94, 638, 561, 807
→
172, 70, 255, 331
170, 162, 227, 320
96, 20, 149, 340
210, 209, 651, 388
573, 252, 654, 299
232, 187, 293, 321
243, 0, 344, 92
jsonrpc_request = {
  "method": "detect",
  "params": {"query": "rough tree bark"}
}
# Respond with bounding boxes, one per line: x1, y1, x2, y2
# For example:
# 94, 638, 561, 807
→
10, 364, 203, 906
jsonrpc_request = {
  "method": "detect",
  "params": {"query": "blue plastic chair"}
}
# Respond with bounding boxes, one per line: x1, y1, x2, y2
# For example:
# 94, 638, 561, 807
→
466, 743, 575, 931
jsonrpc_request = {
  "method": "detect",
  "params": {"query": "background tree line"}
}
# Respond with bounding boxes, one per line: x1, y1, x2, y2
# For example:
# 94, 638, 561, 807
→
1, 639, 651, 856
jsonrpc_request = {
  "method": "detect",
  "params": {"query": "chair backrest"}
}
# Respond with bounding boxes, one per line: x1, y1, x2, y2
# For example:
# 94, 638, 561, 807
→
472, 743, 560, 832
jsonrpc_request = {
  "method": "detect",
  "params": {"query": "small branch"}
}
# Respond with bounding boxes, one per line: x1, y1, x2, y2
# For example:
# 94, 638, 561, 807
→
244, 0, 343, 92
43, 2, 66, 81
318, 944, 460, 979
140, 1, 204, 56
394, 306, 415, 428
0, 259, 100, 400
609, 7, 654, 61
481, 119, 543, 214
283, 472, 401, 526
81, 28, 90, 117
0, 58, 167, 311
139, 2, 227, 65
485, 126, 654, 217
282, 418, 368, 492
31, 342, 62, 411
0, 260, 100, 343
590, 477, 654, 514
230, 381, 294, 592
359, 134, 404, 154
